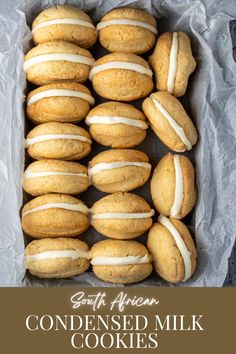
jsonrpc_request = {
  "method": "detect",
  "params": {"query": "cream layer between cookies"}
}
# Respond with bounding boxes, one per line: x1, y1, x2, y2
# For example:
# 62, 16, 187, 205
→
25, 134, 92, 148
22, 203, 89, 218
91, 254, 151, 266
26, 249, 90, 262
170, 155, 184, 219
32, 18, 96, 34
167, 32, 178, 94
27, 89, 95, 106
151, 95, 192, 151
85, 115, 148, 129
89, 61, 153, 80
24, 170, 88, 179
92, 210, 155, 220
158, 215, 192, 281
97, 19, 157, 34
24, 54, 95, 71
88, 161, 151, 176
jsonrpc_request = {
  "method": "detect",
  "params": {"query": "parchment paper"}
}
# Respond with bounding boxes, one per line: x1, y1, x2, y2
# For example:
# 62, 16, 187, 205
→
0, 0, 236, 287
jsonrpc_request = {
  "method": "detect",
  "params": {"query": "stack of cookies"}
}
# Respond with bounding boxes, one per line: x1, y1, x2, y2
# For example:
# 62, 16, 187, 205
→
22, 5, 198, 285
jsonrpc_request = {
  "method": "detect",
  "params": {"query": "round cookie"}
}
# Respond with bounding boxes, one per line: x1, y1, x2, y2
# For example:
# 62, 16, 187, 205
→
25, 238, 90, 279
25, 122, 92, 161
22, 194, 90, 238
85, 101, 148, 148
147, 216, 197, 283
89, 52, 154, 101
89, 149, 151, 193
32, 5, 97, 48
150, 153, 197, 219
24, 40, 95, 85
97, 7, 157, 54
90, 239, 152, 284
23, 160, 89, 196
142, 91, 198, 152
26, 82, 95, 124
91, 192, 154, 239
149, 31, 196, 97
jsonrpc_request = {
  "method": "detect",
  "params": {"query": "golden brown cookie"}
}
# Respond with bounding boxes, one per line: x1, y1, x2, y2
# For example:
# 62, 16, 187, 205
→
142, 91, 198, 152
97, 7, 157, 54
26, 82, 95, 124
85, 101, 148, 148
32, 5, 97, 48
26, 122, 92, 161
91, 192, 154, 239
149, 31, 196, 97
25, 238, 90, 279
89, 52, 154, 101
150, 153, 197, 219
147, 216, 197, 283
22, 194, 90, 238
91, 239, 152, 284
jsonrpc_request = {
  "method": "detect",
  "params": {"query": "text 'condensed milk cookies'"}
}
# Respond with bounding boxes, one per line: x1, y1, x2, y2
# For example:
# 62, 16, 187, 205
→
25, 238, 90, 279
151, 153, 197, 219
32, 5, 97, 48
26, 82, 95, 124
23, 160, 89, 196
142, 91, 198, 152
149, 31, 196, 97
85, 101, 148, 148
97, 8, 157, 54
25, 122, 92, 161
89, 52, 154, 101
22, 194, 90, 238
24, 41, 95, 85
90, 239, 152, 284
88, 149, 151, 193
147, 216, 197, 283
91, 192, 154, 239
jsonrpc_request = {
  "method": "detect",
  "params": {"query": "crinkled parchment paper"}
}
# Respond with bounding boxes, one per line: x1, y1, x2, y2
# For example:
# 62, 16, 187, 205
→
0, 0, 236, 287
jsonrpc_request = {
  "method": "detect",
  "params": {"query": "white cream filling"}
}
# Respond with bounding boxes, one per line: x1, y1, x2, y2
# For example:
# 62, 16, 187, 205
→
24, 54, 95, 71
88, 161, 151, 176
26, 249, 90, 263
89, 61, 153, 80
97, 19, 157, 34
167, 32, 178, 94
27, 89, 95, 106
92, 209, 154, 220
24, 170, 88, 179
170, 155, 184, 219
151, 95, 192, 151
25, 134, 92, 148
32, 18, 96, 34
158, 215, 192, 282
85, 115, 148, 129
91, 254, 151, 266
22, 203, 89, 218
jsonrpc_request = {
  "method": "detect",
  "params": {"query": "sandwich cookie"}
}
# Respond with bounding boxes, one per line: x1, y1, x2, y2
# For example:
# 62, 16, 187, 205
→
91, 239, 152, 284
23, 160, 89, 196
97, 7, 157, 54
25, 238, 90, 279
150, 153, 197, 219
85, 101, 148, 148
22, 194, 90, 238
89, 149, 151, 193
147, 216, 197, 283
142, 91, 198, 152
24, 40, 95, 85
91, 192, 154, 239
32, 5, 97, 48
89, 52, 154, 101
26, 122, 92, 161
26, 82, 95, 124
149, 32, 196, 97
